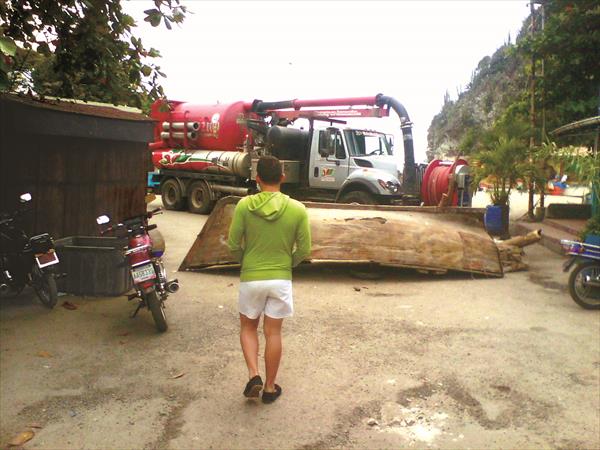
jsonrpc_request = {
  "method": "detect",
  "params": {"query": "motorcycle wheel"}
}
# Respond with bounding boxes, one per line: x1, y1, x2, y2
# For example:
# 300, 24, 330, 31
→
568, 261, 600, 310
1, 283, 26, 298
31, 265, 58, 309
145, 289, 168, 332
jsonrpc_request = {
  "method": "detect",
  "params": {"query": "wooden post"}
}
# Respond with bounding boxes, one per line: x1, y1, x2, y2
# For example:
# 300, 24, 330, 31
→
528, 1, 537, 220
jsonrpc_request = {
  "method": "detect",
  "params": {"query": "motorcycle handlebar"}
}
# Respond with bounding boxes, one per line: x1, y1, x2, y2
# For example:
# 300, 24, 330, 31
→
147, 207, 162, 218
99, 225, 114, 236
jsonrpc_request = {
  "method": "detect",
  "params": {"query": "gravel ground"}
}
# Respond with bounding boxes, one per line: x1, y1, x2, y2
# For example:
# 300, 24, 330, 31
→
1, 198, 599, 449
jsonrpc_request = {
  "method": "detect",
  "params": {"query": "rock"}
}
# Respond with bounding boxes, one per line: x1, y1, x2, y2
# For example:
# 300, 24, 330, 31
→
366, 418, 378, 427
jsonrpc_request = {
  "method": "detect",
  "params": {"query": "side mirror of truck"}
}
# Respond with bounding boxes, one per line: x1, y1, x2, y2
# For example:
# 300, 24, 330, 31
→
318, 129, 336, 158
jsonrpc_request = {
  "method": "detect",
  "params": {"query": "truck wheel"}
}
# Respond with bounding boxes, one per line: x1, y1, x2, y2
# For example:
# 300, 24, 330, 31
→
161, 179, 185, 210
340, 190, 375, 205
188, 181, 215, 214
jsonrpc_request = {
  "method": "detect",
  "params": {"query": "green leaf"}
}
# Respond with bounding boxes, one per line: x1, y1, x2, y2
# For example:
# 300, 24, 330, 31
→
0, 70, 9, 90
140, 65, 152, 77
0, 36, 17, 57
37, 42, 51, 56
149, 13, 162, 27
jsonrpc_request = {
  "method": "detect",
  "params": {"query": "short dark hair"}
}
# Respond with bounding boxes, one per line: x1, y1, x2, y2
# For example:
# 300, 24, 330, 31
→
257, 155, 283, 184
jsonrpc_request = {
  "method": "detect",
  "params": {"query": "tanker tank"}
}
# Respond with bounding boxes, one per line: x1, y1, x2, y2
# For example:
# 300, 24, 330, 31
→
266, 126, 309, 160
152, 100, 250, 152
152, 149, 251, 178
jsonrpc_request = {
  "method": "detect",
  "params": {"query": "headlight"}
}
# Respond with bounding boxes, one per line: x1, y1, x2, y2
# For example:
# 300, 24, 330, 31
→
378, 179, 399, 193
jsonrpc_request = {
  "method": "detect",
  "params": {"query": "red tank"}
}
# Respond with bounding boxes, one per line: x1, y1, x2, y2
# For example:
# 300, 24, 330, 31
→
150, 100, 251, 151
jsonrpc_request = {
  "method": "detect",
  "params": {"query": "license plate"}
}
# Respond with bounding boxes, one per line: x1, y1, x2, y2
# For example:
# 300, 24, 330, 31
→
131, 263, 156, 283
35, 250, 59, 268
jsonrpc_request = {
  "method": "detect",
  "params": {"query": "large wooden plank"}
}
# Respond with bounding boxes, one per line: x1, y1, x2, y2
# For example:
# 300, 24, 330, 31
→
180, 197, 503, 276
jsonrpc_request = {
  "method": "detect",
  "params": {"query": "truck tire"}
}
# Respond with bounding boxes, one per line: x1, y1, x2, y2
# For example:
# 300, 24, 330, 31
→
188, 181, 215, 214
161, 179, 185, 211
339, 190, 375, 205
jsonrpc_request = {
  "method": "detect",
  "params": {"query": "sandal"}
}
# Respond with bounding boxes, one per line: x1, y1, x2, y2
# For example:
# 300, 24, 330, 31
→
243, 375, 263, 398
262, 384, 282, 404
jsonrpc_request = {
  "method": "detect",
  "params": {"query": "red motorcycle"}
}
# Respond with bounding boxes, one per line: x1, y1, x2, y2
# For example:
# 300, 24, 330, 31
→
96, 208, 178, 332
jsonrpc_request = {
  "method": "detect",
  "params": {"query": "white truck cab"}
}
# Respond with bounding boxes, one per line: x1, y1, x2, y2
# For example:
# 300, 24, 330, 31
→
308, 127, 403, 204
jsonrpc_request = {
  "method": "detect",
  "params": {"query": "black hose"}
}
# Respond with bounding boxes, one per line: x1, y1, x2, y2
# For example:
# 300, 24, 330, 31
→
251, 99, 295, 112
375, 94, 417, 193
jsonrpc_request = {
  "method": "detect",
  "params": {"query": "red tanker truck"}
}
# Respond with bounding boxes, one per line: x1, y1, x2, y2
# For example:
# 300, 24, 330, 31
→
147, 94, 471, 214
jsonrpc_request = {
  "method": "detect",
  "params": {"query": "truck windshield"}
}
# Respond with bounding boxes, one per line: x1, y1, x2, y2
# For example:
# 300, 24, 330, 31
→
344, 130, 392, 156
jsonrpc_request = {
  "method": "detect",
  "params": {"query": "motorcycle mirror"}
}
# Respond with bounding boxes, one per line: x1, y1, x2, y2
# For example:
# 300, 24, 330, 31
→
19, 193, 32, 203
96, 215, 110, 225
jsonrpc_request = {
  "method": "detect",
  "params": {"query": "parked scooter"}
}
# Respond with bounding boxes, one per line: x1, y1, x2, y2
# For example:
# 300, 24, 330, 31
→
0, 193, 59, 308
561, 239, 600, 309
96, 208, 178, 332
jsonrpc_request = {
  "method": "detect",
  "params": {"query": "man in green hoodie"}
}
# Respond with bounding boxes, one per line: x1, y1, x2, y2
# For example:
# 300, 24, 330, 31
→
228, 155, 311, 404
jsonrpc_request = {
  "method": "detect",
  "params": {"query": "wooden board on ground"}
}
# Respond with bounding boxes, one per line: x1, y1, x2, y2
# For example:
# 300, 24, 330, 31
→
179, 197, 503, 277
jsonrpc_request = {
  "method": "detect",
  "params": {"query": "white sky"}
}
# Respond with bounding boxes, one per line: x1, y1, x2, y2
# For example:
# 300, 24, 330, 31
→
123, 0, 530, 163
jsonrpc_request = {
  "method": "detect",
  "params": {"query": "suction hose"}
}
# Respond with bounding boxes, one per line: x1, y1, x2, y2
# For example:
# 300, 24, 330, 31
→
375, 94, 417, 193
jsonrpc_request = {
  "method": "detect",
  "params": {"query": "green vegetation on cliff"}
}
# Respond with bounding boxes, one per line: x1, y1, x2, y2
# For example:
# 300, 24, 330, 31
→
427, 0, 600, 161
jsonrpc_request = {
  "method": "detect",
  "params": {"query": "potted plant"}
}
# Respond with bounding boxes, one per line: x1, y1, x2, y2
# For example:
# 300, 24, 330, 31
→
580, 214, 600, 246
559, 145, 599, 243
471, 135, 527, 238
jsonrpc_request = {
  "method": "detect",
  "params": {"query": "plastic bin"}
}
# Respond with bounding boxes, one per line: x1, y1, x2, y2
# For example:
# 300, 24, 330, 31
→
484, 204, 509, 237
54, 236, 132, 296
584, 234, 600, 246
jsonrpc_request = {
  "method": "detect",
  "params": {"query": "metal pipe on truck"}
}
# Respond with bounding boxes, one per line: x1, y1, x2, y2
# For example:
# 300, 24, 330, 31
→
162, 122, 200, 131
209, 184, 249, 196
160, 131, 198, 140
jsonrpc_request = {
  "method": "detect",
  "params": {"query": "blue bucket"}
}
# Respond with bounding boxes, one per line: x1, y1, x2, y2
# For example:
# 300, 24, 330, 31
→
484, 205, 508, 236
584, 234, 600, 246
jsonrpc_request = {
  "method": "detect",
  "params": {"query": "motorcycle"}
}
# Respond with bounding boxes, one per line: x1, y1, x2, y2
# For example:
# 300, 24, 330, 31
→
0, 193, 59, 308
96, 208, 178, 332
561, 239, 600, 309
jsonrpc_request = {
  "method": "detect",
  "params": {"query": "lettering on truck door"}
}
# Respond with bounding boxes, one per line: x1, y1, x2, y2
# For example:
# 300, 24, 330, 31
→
310, 129, 350, 189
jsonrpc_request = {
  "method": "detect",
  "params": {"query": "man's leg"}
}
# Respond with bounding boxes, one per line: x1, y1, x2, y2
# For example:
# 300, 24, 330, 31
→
239, 313, 260, 379
263, 315, 283, 392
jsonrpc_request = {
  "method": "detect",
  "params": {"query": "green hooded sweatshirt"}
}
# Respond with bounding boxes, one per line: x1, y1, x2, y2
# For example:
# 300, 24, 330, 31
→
227, 192, 311, 282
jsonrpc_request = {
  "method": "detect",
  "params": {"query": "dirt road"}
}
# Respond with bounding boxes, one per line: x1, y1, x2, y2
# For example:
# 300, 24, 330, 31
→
1, 200, 599, 449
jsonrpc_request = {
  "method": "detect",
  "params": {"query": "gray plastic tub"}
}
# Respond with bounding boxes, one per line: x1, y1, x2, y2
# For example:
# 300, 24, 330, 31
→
54, 236, 132, 296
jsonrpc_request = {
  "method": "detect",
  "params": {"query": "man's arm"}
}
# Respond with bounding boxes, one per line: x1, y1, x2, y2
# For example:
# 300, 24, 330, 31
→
227, 201, 245, 262
292, 208, 311, 267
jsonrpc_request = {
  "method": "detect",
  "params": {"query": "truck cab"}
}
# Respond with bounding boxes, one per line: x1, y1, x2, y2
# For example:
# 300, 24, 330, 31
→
304, 127, 403, 204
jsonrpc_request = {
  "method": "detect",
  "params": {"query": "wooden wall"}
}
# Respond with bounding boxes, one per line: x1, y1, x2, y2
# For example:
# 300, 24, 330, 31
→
0, 98, 153, 238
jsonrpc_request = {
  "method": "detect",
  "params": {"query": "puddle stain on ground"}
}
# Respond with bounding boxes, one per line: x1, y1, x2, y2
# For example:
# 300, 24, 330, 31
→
528, 273, 567, 292
395, 378, 556, 433
297, 401, 380, 450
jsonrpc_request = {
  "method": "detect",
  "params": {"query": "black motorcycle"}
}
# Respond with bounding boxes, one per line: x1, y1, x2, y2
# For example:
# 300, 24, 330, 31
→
0, 193, 59, 308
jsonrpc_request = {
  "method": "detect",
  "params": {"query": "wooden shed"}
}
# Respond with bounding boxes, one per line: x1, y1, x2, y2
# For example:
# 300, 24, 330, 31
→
0, 94, 155, 238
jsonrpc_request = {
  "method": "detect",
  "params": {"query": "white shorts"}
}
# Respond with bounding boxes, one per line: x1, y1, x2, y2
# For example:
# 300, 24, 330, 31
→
238, 280, 293, 319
